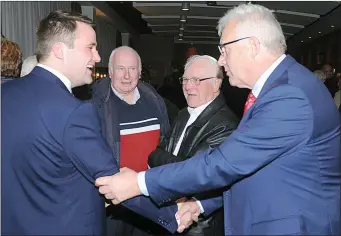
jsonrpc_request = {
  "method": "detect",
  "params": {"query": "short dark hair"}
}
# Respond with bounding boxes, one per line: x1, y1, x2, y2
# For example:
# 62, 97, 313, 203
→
36, 10, 93, 62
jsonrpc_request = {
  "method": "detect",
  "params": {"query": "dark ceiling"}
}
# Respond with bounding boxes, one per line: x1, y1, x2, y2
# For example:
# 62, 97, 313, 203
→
106, 1, 341, 46
106, 1, 152, 34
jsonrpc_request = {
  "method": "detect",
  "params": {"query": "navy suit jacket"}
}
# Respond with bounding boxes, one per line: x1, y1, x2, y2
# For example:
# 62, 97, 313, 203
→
144, 56, 341, 235
1, 67, 178, 235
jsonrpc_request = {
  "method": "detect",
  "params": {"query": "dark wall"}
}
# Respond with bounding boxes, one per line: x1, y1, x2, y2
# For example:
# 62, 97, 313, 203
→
173, 43, 221, 67
288, 29, 341, 72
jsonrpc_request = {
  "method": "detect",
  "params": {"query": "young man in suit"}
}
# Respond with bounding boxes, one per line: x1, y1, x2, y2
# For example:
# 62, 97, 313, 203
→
96, 3, 341, 235
1, 10, 194, 235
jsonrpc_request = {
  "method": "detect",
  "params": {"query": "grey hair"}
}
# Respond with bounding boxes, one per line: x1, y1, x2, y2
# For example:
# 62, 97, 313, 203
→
184, 55, 224, 80
217, 3, 287, 55
313, 70, 327, 83
20, 55, 38, 77
108, 46, 142, 75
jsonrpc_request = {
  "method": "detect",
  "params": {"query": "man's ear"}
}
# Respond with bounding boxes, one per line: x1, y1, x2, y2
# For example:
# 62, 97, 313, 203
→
214, 78, 222, 92
51, 42, 65, 60
248, 36, 261, 59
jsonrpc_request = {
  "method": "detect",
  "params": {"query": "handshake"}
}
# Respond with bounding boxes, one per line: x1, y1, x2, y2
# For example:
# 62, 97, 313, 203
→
95, 167, 201, 233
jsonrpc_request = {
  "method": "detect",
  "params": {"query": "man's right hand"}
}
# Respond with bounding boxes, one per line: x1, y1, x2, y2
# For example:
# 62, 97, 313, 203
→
176, 198, 201, 233
95, 167, 142, 204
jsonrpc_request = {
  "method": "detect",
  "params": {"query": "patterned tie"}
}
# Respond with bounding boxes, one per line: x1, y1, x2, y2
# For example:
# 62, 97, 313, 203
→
243, 92, 256, 116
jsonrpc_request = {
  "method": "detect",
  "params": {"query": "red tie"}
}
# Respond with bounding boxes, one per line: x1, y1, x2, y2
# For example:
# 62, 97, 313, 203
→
243, 92, 256, 116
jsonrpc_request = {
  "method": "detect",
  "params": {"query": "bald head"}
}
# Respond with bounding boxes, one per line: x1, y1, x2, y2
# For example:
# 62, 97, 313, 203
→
108, 46, 141, 74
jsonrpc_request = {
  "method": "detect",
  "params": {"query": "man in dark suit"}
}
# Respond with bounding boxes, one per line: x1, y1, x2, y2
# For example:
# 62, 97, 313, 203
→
1, 10, 193, 235
96, 3, 341, 235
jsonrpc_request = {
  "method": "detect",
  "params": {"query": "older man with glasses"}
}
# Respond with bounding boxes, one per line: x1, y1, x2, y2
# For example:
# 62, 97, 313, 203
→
96, 3, 340, 235
148, 55, 239, 236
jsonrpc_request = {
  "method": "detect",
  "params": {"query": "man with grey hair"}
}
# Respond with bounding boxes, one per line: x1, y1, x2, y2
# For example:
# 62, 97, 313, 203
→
96, 3, 340, 235
20, 55, 38, 77
148, 55, 239, 236
91, 46, 170, 236
313, 69, 327, 83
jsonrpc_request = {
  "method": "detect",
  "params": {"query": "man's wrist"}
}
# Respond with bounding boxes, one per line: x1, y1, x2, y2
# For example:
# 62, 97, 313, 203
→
137, 171, 149, 196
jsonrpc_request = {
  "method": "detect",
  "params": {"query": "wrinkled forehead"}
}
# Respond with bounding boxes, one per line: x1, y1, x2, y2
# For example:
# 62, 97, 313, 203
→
184, 59, 216, 77
113, 50, 139, 66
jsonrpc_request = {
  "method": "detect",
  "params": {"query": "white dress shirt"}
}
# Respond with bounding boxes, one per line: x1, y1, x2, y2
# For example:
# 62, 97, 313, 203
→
111, 84, 140, 104
137, 54, 287, 212
37, 63, 72, 93
252, 54, 286, 98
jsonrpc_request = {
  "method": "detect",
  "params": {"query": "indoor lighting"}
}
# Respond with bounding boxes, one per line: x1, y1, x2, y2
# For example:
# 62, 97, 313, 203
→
318, 31, 321, 34
309, 36, 311, 39
180, 15, 187, 22
301, 40, 304, 43
331, 25, 334, 28
182, 2, 190, 11
180, 22, 185, 30
179, 33, 183, 37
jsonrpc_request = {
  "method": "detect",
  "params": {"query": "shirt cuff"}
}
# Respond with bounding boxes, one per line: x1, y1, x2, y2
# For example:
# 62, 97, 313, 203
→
192, 197, 205, 214
137, 171, 149, 196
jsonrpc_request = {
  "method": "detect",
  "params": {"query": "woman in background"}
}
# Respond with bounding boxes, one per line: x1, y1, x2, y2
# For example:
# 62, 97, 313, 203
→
1, 35, 22, 83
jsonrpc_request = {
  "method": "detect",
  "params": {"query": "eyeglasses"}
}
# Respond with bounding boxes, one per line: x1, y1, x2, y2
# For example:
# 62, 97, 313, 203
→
218, 37, 250, 54
179, 76, 215, 85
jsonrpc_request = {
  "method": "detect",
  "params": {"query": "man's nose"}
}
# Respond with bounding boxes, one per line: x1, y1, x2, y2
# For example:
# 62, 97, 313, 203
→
124, 69, 130, 79
218, 54, 225, 66
93, 50, 101, 63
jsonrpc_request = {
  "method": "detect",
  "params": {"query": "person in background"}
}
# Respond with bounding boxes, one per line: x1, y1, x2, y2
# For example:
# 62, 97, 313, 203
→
20, 55, 38, 77
334, 73, 340, 108
1, 35, 22, 83
91, 46, 171, 236
323, 63, 338, 97
313, 69, 327, 83
96, 3, 340, 235
148, 55, 239, 236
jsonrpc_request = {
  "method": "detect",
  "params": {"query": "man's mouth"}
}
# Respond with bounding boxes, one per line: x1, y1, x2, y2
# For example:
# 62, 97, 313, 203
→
86, 65, 94, 73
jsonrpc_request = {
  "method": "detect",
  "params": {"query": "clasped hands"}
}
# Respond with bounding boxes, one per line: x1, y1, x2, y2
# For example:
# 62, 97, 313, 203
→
95, 167, 201, 233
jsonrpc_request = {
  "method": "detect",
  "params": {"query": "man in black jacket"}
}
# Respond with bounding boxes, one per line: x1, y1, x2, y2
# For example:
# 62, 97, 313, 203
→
148, 55, 239, 236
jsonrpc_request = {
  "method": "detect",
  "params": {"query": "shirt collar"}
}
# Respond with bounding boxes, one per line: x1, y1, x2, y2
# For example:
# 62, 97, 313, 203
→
37, 63, 72, 93
187, 98, 214, 117
111, 83, 140, 104
252, 54, 286, 98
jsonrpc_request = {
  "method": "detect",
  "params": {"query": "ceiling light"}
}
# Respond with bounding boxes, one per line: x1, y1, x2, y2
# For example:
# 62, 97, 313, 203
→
179, 33, 183, 37
180, 22, 185, 30
180, 15, 187, 22
179, 37, 183, 41
318, 31, 321, 34
182, 2, 190, 11
309, 36, 311, 39
331, 25, 334, 28
301, 40, 304, 43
